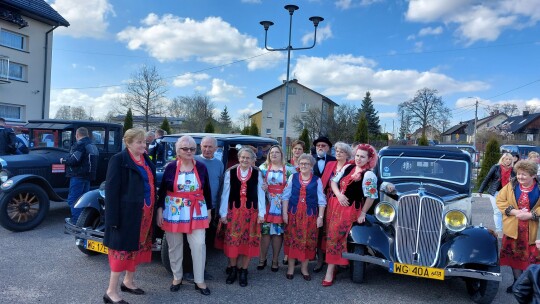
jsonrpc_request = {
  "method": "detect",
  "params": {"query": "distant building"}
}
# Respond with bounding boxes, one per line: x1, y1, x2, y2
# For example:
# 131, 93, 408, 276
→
257, 79, 338, 143
497, 111, 540, 142
441, 111, 508, 143
0, 0, 69, 123
249, 110, 262, 134
410, 125, 440, 141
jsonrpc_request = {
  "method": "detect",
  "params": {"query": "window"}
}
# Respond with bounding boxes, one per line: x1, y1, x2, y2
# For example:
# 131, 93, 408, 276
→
1, 29, 26, 51
108, 130, 119, 152
288, 87, 296, 95
0, 104, 22, 120
301, 103, 309, 112
266, 128, 271, 135
280, 102, 285, 112
279, 120, 284, 129
267, 111, 273, 118
7, 62, 26, 81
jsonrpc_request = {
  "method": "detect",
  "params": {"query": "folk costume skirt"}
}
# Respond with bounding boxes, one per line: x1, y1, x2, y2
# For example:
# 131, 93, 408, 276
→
284, 200, 318, 261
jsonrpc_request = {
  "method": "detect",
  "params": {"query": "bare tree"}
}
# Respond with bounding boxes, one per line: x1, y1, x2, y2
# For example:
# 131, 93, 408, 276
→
523, 104, 540, 114
121, 65, 168, 130
173, 94, 215, 132
292, 108, 323, 141
398, 88, 451, 137
71, 106, 89, 120
54, 106, 71, 119
328, 103, 358, 142
484, 103, 519, 116
237, 113, 252, 129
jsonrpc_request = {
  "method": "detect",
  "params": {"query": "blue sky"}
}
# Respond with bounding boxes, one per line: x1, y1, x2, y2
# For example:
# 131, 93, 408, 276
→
47, 0, 540, 135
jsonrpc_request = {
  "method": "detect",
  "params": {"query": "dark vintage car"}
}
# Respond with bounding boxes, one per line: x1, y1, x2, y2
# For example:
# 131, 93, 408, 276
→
64, 133, 278, 269
0, 120, 123, 232
344, 146, 501, 304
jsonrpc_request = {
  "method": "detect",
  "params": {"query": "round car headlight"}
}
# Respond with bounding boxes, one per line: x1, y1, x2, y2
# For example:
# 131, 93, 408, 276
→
0, 170, 9, 183
375, 202, 396, 223
444, 210, 467, 232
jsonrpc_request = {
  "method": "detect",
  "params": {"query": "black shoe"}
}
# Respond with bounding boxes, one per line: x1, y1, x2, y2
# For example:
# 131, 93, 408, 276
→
225, 266, 232, 275
271, 261, 279, 272
313, 263, 326, 273
283, 258, 288, 265
226, 266, 238, 284
103, 294, 129, 304
506, 284, 514, 293
195, 284, 211, 296
257, 260, 267, 270
286, 273, 294, 280
239, 268, 248, 287
120, 283, 144, 295
170, 281, 182, 292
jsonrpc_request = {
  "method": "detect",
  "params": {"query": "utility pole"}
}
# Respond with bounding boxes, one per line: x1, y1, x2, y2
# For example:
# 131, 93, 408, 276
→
473, 99, 478, 149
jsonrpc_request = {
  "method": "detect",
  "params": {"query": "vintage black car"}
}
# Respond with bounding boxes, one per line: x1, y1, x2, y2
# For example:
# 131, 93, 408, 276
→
64, 133, 278, 269
0, 120, 123, 232
344, 146, 501, 304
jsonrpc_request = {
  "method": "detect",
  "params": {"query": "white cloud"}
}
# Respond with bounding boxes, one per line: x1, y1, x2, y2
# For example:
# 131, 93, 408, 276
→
208, 79, 244, 102
50, 88, 124, 118
51, 0, 115, 38
172, 73, 210, 87
335, 0, 383, 10
290, 54, 489, 105
71, 64, 96, 71
406, 0, 540, 44
302, 24, 333, 46
117, 14, 283, 70
418, 26, 443, 36
237, 103, 257, 115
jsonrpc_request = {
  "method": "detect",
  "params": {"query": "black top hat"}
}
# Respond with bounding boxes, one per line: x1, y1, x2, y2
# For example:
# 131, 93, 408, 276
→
313, 136, 332, 148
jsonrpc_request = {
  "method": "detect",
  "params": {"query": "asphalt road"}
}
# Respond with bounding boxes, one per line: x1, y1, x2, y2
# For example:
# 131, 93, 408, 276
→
0, 196, 518, 304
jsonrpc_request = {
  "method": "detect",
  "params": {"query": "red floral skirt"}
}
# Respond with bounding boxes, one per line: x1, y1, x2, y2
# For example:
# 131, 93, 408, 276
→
284, 201, 318, 261
324, 196, 359, 265
500, 221, 540, 270
217, 203, 261, 258
108, 203, 154, 272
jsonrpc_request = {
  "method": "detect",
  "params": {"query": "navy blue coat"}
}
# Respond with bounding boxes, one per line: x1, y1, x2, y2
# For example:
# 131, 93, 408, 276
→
103, 149, 156, 251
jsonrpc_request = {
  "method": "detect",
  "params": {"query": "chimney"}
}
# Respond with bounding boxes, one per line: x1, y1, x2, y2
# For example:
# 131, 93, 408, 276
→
523, 110, 529, 117
494, 110, 499, 115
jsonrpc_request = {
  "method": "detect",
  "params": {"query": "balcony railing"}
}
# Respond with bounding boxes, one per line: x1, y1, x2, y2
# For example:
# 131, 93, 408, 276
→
0, 55, 10, 83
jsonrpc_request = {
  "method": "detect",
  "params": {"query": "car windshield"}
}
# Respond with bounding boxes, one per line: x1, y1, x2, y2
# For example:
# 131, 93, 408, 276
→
379, 156, 469, 185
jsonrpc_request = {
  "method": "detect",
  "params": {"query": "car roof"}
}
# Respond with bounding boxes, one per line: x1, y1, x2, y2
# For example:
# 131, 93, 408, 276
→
26, 119, 121, 129
379, 145, 471, 161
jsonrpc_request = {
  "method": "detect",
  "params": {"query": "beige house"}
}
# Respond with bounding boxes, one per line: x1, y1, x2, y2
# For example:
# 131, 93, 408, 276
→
0, 0, 69, 124
257, 79, 337, 143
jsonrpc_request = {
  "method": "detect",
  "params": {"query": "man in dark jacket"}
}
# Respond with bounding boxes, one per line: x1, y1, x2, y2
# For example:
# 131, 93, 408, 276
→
312, 136, 336, 178
148, 129, 166, 166
0, 118, 17, 156
60, 127, 99, 223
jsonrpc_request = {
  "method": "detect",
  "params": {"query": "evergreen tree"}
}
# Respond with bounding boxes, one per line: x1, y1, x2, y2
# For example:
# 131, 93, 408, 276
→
418, 135, 429, 146
123, 108, 133, 134
160, 117, 172, 135
358, 91, 381, 137
205, 121, 215, 133
354, 112, 369, 143
249, 123, 259, 136
299, 129, 310, 152
241, 126, 250, 135
477, 137, 501, 188
219, 106, 232, 133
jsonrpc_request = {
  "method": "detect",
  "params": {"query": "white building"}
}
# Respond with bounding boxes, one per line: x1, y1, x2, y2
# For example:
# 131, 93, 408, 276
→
0, 0, 69, 124
257, 79, 337, 143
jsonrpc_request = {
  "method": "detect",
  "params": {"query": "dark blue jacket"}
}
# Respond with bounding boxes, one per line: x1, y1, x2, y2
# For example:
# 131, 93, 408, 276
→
0, 127, 16, 156
65, 136, 98, 180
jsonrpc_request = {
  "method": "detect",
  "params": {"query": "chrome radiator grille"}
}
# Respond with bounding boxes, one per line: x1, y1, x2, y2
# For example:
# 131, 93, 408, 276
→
395, 194, 444, 267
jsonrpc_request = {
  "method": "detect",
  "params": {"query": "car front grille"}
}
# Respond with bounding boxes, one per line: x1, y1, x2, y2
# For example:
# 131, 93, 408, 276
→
395, 194, 444, 267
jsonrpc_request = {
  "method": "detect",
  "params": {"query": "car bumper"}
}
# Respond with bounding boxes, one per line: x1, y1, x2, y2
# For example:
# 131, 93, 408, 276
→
64, 218, 104, 242
342, 252, 502, 282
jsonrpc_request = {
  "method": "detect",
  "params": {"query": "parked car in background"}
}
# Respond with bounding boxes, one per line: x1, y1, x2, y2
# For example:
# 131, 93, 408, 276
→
437, 144, 479, 168
500, 144, 540, 160
64, 133, 279, 271
0, 120, 123, 232
344, 146, 501, 304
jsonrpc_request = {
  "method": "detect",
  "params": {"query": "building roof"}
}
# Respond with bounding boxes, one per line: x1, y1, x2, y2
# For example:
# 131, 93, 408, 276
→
500, 112, 540, 133
441, 112, 508, 135
2, 0, 69, 27
249, 110, 261, 118
441, 123, 467, 136
256, 79, 339, 107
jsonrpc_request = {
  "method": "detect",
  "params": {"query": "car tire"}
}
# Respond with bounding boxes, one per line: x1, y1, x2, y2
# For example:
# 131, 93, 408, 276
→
465, 265, 500, 304
0, 184, 49, 232
350, 244, 366, 284
161, 234, 173, 274
75, 208, 101, 256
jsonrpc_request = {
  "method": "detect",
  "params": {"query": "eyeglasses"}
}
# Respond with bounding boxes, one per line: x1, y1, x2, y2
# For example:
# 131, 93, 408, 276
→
298, 162, 311, 167
179, 147, 196, 152
316, 144, 328, 148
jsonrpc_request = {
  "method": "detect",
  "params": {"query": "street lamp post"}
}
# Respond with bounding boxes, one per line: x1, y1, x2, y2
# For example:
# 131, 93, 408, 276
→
260, 5, 323, 153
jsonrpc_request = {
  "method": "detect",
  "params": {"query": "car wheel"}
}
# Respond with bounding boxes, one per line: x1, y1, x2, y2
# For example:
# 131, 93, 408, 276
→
75, 208, 101, 256
465, 265, 500, 304
161, 234, 172, 274
0, 184, 49, 232
350, 244, 366, 283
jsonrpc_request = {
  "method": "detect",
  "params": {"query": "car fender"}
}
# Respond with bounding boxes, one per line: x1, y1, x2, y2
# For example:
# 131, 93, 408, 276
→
440, 226, 499, 267
0, 174, 64, 201
73, 189, 102, 211
348, 215, 392, 260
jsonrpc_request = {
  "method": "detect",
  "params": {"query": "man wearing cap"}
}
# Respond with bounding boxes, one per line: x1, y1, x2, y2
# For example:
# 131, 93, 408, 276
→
312, 136, 336, 178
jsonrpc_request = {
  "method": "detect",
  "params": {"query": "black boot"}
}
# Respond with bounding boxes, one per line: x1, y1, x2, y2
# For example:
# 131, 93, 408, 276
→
506, 279, 516, 293
239, 268, 248, 287
226, 266, 238, 284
